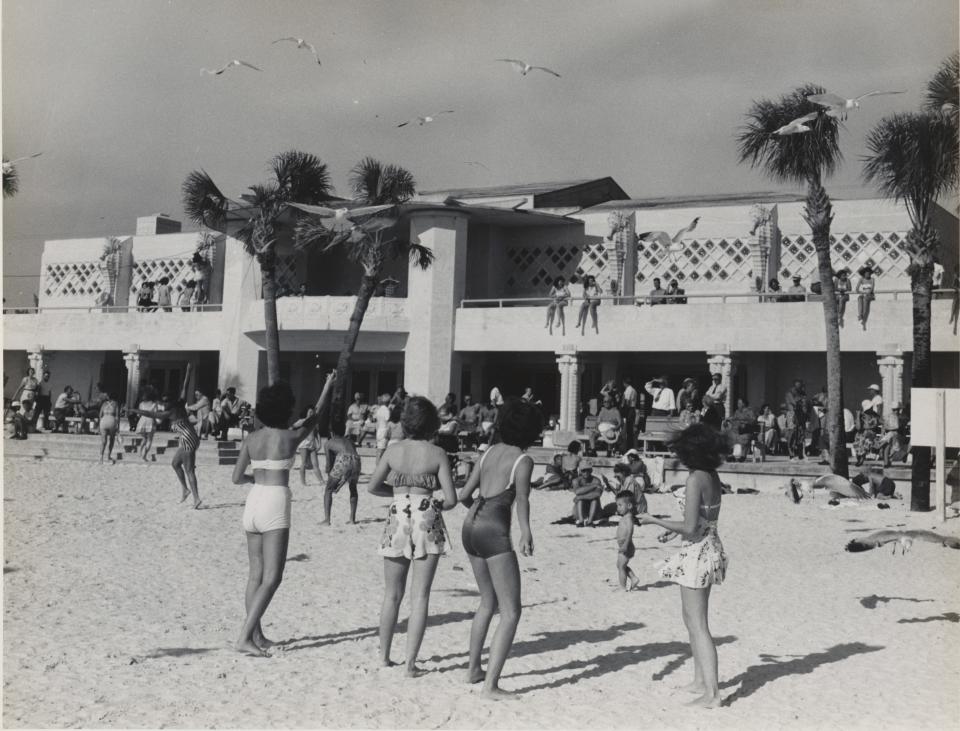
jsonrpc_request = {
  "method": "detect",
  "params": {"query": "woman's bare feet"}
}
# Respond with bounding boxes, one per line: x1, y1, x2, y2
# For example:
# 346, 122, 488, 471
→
406, 664, 427, 678
676, 681, 706, 694
466, 667, 485, 684
483, 686, 517, 700
253, 632, 276, 651
685, 692, 721, 708
380, 659, 401, 668
319, 519, 331, 527
180, 491, 189, 503
235, 639, 270, 657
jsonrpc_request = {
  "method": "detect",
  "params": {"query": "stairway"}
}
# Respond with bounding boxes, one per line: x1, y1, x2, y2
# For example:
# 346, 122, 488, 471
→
3, 431, 225, 466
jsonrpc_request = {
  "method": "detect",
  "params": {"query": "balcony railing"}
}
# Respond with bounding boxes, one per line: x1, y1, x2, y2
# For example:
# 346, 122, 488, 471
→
2, 303, 223, 315
460, 288, 956, 308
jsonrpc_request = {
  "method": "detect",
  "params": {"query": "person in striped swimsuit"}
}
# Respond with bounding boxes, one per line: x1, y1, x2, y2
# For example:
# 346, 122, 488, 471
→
130, 395, 203, 509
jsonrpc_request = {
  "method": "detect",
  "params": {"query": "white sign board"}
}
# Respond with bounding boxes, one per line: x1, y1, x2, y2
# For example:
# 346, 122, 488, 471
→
910, 388, 960, 447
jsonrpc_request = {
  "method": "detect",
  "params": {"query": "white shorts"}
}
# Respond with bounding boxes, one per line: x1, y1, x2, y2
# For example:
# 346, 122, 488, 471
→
242, 484, 292, 533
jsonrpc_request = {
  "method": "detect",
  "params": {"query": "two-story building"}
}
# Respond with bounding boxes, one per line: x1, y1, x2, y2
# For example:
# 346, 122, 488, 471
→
4, 177, 958, 428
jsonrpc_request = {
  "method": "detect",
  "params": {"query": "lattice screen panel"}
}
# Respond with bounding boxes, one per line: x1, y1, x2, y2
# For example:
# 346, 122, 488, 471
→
503, 244, 586, 292
635, 238, 753, 288
779, 232, 911, 284
43, 261, 105, 298
129, 257, 194, 297
275, 254, 300, 292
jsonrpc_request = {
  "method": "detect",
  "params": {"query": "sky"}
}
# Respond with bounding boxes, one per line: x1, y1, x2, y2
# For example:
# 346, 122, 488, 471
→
2, 0, 958, 305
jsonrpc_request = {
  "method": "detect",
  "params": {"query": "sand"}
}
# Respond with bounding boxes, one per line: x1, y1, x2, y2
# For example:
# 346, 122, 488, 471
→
3, 456, 959, 729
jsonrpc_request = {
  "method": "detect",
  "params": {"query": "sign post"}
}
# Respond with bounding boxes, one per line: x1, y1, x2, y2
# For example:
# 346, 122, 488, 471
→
910, 388, 959, 522
935, 390, 946, 522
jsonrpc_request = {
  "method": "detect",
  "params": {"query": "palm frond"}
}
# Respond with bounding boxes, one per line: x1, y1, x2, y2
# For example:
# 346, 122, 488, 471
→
863, 111, 959, 228
181, 169, 230, 228
737, 83, 843, 184
924, 52, 959, 122
3, 163, 19, 198
350, 157, 416, 204
270, 149, 333, 204
292, 216, 335, 252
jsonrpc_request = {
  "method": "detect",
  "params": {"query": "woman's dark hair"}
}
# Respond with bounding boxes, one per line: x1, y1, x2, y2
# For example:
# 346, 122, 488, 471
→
159, 276, 169, 285
389, 404, 403, 423
666, 423, 728, 471
554, 276, 565, 285
613, 462, 631, 476
567, 440, 582, 455
401, 396, 441, 440
496, 398, 544, 449
256, 381, 296, 428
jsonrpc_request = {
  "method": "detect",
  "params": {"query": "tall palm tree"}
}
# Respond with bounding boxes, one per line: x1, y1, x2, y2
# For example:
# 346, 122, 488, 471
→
863, 76, 958, 512
3, 162, 20, 198
925, 51, 959, 124
182, 150, 332, 386
738, 84, 849, 477
294, 157, 433, 429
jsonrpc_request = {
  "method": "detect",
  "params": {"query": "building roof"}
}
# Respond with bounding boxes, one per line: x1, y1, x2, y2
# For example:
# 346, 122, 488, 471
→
419, 178, 602, 198
418, 176, 629, 207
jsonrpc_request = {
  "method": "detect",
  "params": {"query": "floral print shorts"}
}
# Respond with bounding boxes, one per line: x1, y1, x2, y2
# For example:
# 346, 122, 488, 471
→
378, 494, 448, 560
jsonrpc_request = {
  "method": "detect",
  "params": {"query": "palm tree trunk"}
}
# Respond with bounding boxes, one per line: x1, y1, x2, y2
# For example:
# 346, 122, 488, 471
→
803, 176, 849, 478
259, 256, 282, 386
330, 268, 379, 433
908, 227, 935, 511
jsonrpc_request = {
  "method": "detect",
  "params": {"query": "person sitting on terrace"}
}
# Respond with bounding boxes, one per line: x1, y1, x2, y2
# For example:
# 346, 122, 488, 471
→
437, 393, 459, 442
645, 376, 676, 416
155, 277, 173, 312
137, 281, 157, 312
589, 392, 622, 456
217, 387, 241, 441
623, 450, 653, 493
178, 281, 195, 311
878, 402, 907, 468
576, 274, 602, 335
545, 275, 571, 336
479, 398, 498, 445
766, 278, 783, 303
786, 275, 806, 302
756, 403, 778, 453
834, 268, 852, 326
729, 398, 757, 462
52, 385, 82, 433
702, 373, 726, 426
532, 440, 582, 490
665, 279, 687, 304
856, 265, 876, 330
648, 277, 666, 306
457, 394, 482, 444
679, 401, 700, 427
6, 402, 28, 440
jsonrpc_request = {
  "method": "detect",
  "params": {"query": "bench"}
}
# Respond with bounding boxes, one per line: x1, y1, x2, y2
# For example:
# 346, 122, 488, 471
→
638, 416, 682, 453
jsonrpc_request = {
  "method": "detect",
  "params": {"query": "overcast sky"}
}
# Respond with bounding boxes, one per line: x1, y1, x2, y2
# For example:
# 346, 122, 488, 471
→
3, 0, 957, 304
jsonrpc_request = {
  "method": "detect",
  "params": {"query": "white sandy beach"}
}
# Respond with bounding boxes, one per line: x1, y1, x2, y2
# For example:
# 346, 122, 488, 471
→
3, 456, 959, 729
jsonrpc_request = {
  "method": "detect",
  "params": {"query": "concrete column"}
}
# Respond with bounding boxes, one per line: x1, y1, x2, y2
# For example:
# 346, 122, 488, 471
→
404, 212, 469, 404
27, 346, 48, 378
556, 348, 580, 432
122, 346, 147, 408
876, 347, 905, 408
707, 347, 738, 417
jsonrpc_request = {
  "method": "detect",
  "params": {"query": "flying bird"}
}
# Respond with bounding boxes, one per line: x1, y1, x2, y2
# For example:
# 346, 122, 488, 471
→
846, 530, 960, 555
807, 90, 905, 120
637, 217, 701, 252
201, 60, 263, 75
273, 37, 321, 65
772, 112, 819, 136
2, 152, 42, 175
287, 202, 395, 232
496, 59, 561, 77
464, 161, 490, 171
396, 111, 454, 128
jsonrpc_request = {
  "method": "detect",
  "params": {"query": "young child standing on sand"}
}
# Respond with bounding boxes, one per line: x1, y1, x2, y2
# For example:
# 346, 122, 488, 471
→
615, 491, 641, 591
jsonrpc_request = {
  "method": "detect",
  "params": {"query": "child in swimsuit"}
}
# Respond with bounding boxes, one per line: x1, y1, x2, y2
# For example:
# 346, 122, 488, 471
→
321, 434, 361, 525
366, 396, 458, 676
458, 398, 540, 698
293, 406, 323, 487
98, 394, 120, 464
638, 423, 729, 708
615, 491, 641, 591
231, 372, 336, 657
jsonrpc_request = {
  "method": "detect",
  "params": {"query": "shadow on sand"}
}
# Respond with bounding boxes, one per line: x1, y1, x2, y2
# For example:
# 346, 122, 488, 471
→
897, 612, 959, 624
720, 642, 884, 706
286, 553, 310, 562
138, 647, 218, 660
506, 636, 738, 693
196, 502, 245, 511
859, 595, 934, 609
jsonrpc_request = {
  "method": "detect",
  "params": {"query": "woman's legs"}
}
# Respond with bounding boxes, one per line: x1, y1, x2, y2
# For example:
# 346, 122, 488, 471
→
106, 430, 116, 464
557, 305, 566, 336
298, 447, 309, 487
237, 528, 289, 656
181, 449, 201, 508
347, 479, 359, 524
140, 431, 154, 461
466, 554, 498, 683
482, 551, 522, 697
171, 450, 190, 502
242, 531, 272, 650
589, 302, 599, 333
545, 303, 556, 332
321, 475, 339, 525
311, 449, 324, 483
680, 586, 719, 707
379, 557, 410, 667
99, 431, 109, 463
405, 554, 440, 676
577, 302, 588, 332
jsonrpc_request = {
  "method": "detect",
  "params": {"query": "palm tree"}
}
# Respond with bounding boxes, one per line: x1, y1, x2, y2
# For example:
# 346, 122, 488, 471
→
294, 157, 433, 429
925, 51, 959, 124
738, 84, 849, 477
863, 62, 958, 511
3, 162, 19, 198
182, 150, 332, 385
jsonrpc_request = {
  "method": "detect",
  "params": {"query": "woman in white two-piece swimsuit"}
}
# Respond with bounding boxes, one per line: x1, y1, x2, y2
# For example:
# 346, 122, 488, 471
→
231, 372, 335, 657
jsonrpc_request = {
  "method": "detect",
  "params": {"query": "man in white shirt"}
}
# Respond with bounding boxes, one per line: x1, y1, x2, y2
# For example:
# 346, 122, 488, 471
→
703, 373, 727, 425
863, 384, 883, 417
644, 377, 676, 416
621, 377, 638, 451
375, 394, 392, 459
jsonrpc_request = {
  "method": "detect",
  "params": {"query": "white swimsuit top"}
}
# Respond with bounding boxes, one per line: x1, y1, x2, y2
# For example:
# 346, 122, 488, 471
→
250, 458, 295, 471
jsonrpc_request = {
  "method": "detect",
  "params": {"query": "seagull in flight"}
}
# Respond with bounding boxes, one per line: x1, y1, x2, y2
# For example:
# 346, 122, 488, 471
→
201, 59, 263, 75
2, 152, 42, 175
807, 90, 905, 120
273, 37, 321, 65
496, 59, 561, 77
287, 202, 395, 232
772, 112, 819, 136
464, 161, 490, 171
846, 530, 960, 555
396, 111, 454, 128
637, 217, 700, 251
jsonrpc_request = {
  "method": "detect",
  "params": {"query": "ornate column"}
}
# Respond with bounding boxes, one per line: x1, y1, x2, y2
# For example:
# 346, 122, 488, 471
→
876, 347, 905, 408
556, 347, 580, 432
707, 347, 738, 417
123, 346, 148, 408
27, 346, 48, 378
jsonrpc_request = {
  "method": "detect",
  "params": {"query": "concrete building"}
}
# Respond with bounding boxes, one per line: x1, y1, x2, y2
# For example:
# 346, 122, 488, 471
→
4, 181, 958, 427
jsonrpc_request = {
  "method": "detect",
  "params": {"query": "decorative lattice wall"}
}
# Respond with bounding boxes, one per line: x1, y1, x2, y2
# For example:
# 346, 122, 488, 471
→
779, 232, 911, 284
503, 243, 585, 291
274, 253, 301, 291
129, 256, 195, 298
635, 237, 754, 287
43, 261, 106, 298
